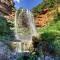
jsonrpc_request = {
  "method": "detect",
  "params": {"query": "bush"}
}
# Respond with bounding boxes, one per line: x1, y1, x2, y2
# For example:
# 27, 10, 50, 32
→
37, 12, 60, 56
41, 31, 60, 56
0, 17, 14, 41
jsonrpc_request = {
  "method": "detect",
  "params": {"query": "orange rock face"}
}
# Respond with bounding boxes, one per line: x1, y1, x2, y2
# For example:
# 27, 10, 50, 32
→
34, 9, 49, 27
35, 14, 48, 27
4, 12, 15, 20
34, 8, 56, 27
0, 0, 13, 15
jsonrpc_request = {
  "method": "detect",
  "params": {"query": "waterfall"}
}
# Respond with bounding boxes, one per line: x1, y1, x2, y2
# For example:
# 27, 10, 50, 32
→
15, 9, 37, 41
26, 10, 37, 36
14, 9, 37, 53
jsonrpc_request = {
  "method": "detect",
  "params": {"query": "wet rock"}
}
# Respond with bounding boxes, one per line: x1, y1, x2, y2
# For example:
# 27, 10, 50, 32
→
0, 0, 14, 15
0, 42, 11, 60
0, 53, 9, 60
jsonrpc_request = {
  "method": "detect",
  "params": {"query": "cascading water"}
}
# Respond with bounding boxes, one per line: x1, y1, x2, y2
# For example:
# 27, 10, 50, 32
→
26, 9, 37, 36
15, 9, 37, 53
15, 9, 37, 41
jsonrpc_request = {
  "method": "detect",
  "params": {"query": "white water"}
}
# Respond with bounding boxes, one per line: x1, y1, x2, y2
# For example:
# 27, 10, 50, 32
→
14, 9, 37, 53
15, 9, 37, 41
26, 10, 37, 36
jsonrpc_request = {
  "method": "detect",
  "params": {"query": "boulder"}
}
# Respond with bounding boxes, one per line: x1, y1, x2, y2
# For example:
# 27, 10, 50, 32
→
0, 42, 11, 60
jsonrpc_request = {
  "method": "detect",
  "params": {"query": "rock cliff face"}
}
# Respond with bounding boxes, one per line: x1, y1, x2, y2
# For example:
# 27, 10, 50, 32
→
0, 42, 11, 60
32, 1, 60, 27
58, 4, 60, 12
0, 0, 15, 21
34, 9, 58, 27
0, 0, 14, 15
35, 14, 48, 27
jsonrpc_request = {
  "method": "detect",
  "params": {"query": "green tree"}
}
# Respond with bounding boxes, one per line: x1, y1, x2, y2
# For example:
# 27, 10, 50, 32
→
0, 16, 14, 41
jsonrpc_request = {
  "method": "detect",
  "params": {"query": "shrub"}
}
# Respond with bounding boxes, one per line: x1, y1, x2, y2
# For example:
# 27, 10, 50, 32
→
0, 17, 14, 41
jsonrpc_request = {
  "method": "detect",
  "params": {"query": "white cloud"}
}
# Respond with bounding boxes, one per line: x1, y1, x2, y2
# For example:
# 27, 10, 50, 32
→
14, 0, 20, 3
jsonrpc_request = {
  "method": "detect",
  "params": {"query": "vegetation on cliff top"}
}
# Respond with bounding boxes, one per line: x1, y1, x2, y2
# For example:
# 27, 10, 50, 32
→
31, 0, 60, 56
32, 0, 59, 13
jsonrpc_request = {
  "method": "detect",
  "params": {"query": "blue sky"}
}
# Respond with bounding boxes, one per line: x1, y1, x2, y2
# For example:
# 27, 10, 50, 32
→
14, 0, 43, 10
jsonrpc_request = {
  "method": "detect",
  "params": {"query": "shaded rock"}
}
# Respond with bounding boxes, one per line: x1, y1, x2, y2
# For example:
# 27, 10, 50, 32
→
0, 53, 9, 60
0, 42, 12, 60
0, 0, 14, 15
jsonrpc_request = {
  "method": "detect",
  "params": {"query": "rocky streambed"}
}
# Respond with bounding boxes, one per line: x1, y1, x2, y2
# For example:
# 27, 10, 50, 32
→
0, 42, 17, 60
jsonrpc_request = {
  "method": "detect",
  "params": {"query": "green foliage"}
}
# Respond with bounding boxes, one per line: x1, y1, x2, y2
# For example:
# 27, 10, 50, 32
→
7, 43, 16, 51
17, 56, 23, 60
0, 17, 10, 34
57, 0, 60, 3
0, 17, 14, 41
37, 13, 60, 33
44, 0, 57, 8
32, 0, 58, 13
37, 12, 60, 56
33, 3, 45, 13
17, 55, 37, 60
41, 32, 60, 56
